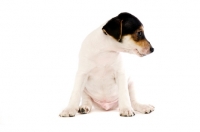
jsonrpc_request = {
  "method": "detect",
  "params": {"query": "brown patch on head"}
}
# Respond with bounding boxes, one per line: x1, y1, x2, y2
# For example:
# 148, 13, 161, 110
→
132, 26, 144, 41
118, 20, 123, 42
135, 39, 151, 49
131, 26, 150, 49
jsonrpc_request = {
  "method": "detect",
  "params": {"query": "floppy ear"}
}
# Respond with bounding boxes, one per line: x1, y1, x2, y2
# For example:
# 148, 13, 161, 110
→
102, 17, 123, 42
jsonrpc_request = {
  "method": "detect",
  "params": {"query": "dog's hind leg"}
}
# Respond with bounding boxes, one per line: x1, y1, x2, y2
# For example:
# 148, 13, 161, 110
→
78, 90, 93, 114
128, 78, 155, 114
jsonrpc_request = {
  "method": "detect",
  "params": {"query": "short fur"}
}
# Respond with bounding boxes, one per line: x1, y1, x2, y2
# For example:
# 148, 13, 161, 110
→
60, 12, 154, 117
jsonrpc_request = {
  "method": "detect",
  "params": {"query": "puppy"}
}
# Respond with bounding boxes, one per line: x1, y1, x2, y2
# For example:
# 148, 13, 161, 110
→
60, 12, 154, 117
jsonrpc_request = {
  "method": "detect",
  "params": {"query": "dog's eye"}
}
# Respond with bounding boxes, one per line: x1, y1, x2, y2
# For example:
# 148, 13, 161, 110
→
137, 31, 143, 36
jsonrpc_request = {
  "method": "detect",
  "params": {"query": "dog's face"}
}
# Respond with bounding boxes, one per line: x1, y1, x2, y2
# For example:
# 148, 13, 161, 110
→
102, 12, 154, 57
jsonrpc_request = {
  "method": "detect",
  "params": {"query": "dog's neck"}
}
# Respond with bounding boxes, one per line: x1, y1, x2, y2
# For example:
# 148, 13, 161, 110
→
82, 25, 136, 55
101, 32, 135, 54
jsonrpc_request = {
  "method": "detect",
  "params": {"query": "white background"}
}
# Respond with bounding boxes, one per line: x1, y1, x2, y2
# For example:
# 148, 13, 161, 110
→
0, 0, 200, 131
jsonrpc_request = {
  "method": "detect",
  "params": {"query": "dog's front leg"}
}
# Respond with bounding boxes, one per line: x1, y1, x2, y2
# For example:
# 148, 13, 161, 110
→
117, 72, 135, 117
128, 78, 155, 114
59, 72, 88, 117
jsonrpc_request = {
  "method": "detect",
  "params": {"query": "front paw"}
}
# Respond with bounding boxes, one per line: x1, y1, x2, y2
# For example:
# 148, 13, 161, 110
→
59, 107, 77, 117
78, 105, 91, 114
132, 103, 155, 114
119, 107, 135, 117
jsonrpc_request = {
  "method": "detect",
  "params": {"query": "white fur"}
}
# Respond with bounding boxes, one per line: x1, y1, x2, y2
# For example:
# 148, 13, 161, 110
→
59, 25, 154, 117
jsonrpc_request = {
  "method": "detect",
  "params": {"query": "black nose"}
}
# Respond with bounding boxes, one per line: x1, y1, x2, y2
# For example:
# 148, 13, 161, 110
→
150, 47, 154, 53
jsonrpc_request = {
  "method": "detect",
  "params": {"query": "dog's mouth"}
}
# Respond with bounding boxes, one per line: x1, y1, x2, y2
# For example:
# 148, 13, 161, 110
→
123, 48, 146, 57
136, 49, 146, 57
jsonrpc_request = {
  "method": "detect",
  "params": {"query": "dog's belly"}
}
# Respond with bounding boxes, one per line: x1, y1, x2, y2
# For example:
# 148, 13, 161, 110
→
85, 66, 118, 102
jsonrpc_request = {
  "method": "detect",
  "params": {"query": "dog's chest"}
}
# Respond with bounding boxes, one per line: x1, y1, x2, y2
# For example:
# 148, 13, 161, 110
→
86, 51, 121, 88
90, 51, 119, 67
86, 66, 118, 100
88, 65, 115, 81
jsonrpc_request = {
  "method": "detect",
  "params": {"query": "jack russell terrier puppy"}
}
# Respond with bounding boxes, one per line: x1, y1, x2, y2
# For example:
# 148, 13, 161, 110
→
59, 12, 154, 117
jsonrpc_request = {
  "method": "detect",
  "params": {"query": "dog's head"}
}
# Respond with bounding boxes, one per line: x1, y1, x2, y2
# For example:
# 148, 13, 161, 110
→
102, 12, 154, 57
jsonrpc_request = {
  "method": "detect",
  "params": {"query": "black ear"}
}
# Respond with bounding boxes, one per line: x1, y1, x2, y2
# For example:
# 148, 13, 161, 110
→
102, 17, 123, 42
